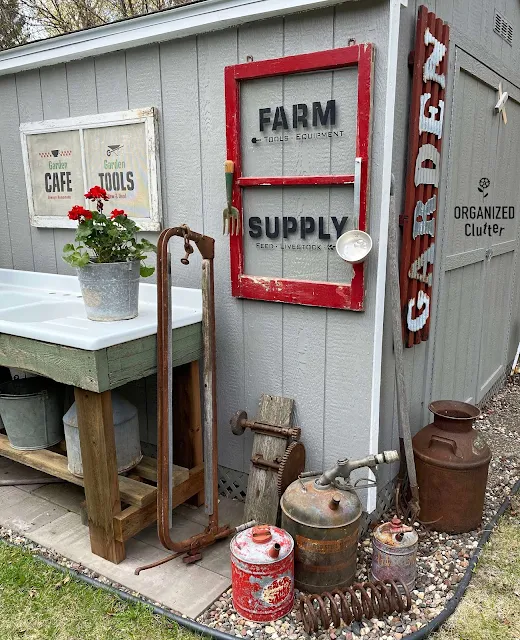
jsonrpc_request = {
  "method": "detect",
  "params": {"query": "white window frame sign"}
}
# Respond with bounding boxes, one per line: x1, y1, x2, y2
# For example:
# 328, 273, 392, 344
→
20, 107, 162, 231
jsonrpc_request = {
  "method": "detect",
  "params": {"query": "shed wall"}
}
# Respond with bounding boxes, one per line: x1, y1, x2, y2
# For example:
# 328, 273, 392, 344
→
0, 0, 390, 479
379, 0, 520, 487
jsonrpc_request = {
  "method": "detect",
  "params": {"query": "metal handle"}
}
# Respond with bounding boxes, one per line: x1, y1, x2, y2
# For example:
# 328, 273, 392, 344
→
428, 434, 462, 458
353, 157, 362, 225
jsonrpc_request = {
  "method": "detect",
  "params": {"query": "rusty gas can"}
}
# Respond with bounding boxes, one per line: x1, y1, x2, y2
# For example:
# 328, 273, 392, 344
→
280, 479, 362, 592
371, 516, 418, 591
413, 400, 491, 533
230, 524, 294, 622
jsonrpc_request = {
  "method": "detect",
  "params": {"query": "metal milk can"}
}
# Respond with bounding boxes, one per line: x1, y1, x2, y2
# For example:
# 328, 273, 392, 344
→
371, 516, 418, 591
63, 392, 142, 477
413, 400, 491, 533
280, 450, 399, 592
230, 524, 294, 622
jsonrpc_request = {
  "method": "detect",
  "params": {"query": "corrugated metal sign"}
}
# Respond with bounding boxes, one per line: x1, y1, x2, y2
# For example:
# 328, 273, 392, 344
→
400, 6, 450, 346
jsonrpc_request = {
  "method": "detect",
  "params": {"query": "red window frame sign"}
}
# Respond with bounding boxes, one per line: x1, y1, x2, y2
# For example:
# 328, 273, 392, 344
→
224, 44, 373, 311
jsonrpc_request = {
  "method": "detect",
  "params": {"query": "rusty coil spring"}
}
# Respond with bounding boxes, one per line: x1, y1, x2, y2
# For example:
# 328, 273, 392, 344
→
299, 579, 411, 634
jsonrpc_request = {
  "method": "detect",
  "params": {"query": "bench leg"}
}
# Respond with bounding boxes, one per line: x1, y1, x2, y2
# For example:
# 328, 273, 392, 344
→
74, 388, 125, 564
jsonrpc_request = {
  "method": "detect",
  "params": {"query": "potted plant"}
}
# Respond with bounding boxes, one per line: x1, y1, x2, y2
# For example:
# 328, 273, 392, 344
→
63, 186, 156, 321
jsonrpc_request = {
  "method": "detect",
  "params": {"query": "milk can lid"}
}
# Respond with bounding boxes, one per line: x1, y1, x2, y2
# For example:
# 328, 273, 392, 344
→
230, 525, 294, 564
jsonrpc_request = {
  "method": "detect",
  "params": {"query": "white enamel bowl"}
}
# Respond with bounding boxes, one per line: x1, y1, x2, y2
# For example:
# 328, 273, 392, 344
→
335, 230, 373, 264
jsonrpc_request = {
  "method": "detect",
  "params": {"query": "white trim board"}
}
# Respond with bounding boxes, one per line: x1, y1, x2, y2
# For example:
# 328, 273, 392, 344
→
0, 0, 360, 76
367, 0, 403, 512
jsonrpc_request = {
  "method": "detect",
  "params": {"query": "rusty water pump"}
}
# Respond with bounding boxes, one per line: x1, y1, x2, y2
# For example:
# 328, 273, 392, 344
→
280, 450, 399, 592
136, 226, 254, 574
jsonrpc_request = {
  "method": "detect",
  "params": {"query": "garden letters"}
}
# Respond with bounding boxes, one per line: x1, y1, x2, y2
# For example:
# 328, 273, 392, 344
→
399, 7, 450, 346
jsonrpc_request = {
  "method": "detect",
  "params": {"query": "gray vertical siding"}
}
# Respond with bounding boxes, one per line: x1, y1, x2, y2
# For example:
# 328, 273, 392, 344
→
0, 0, 391, 475
380, 0, 520, 487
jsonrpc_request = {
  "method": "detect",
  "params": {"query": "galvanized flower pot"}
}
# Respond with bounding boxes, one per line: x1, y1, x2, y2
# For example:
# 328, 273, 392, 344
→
78, 260, 140, 321
0, 377, 64, 450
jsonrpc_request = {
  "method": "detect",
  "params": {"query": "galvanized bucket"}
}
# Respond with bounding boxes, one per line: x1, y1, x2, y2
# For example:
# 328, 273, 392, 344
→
77, 260, 140, 321
0, 377, 64, 450
63, 392, 142, 477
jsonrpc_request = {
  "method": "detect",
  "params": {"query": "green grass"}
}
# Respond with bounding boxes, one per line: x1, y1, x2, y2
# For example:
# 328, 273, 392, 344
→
434, 496, 520, 640
0, 542, 201, 640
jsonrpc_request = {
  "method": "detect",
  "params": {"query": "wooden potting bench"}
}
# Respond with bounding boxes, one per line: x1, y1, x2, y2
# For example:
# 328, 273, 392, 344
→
0, 321, 204, 564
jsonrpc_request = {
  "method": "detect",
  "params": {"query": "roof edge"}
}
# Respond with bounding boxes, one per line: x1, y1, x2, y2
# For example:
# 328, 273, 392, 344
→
0, 0, 353, 76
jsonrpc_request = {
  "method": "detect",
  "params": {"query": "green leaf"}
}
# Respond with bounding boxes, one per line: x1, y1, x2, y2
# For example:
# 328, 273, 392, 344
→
63, 243, 75, 253
140, 264, 155, 278
76, 223, 93, 240
139, 238, 157, 253
63, 249, 90, 268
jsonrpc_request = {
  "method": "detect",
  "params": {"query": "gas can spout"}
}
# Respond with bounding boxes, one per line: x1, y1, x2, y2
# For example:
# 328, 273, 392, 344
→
316, 450, 399, 487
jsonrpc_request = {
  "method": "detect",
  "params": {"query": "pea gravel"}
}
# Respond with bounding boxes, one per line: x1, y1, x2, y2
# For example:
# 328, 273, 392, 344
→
198, 377, 520, 639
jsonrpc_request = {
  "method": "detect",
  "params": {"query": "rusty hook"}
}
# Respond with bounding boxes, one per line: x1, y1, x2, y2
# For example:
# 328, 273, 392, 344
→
180, 224, 195, 265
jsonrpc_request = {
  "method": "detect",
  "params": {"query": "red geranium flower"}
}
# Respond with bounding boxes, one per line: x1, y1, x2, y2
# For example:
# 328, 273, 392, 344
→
110, 209, 126, 219
68, 205, 92, 221
84, 186, 109, 201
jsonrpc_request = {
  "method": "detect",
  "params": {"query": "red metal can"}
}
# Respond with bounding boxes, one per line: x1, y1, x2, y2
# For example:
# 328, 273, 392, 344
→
230, 524, 294, 622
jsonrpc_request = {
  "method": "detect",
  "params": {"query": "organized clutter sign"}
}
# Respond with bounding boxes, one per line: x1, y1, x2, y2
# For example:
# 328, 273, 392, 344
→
400, 6, 450, 346
20, 108, 161, 230
225, 45, 373, 311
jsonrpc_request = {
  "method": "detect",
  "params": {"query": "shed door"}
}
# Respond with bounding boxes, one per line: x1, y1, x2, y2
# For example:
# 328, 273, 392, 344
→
431, 49, 520, 404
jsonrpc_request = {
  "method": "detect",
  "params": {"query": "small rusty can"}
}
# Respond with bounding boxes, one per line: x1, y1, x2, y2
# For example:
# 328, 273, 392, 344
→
371, 517, 418, 591
230, 524, 294, 622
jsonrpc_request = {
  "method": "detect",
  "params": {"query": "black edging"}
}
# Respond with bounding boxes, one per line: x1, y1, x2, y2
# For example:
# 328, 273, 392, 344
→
8, 478, 520, 640
403, 477, 520, 640
26, 552, 237, 640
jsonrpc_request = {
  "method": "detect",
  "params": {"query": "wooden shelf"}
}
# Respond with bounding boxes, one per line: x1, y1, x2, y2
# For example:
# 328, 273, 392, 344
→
0, 434, 157, 507
134, 456, 189, 486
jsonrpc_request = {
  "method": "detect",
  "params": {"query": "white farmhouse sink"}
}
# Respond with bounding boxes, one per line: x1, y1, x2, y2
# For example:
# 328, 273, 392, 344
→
0, 269, 202, 351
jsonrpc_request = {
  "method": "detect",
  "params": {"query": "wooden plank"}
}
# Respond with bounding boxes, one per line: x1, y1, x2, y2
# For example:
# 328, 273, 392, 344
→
171, 464, 204, 508
0, 434, 155, 507
106, 323, 202, 389
0, 335, 101, 391
0, 324, 201, 393
134, 455, 189, 486
244, 395, 294, 525
113, 500, 157, 543
74, 388, 125, 563
113, 465, 205, 542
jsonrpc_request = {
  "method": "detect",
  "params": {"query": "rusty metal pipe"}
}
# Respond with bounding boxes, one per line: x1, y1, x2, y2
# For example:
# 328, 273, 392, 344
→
155, 225, 230, 556
316, 451, 399, 487
251, 454, 280, 471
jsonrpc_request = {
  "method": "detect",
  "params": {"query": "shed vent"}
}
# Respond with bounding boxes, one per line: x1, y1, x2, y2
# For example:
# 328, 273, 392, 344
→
494, 10, 513, 45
